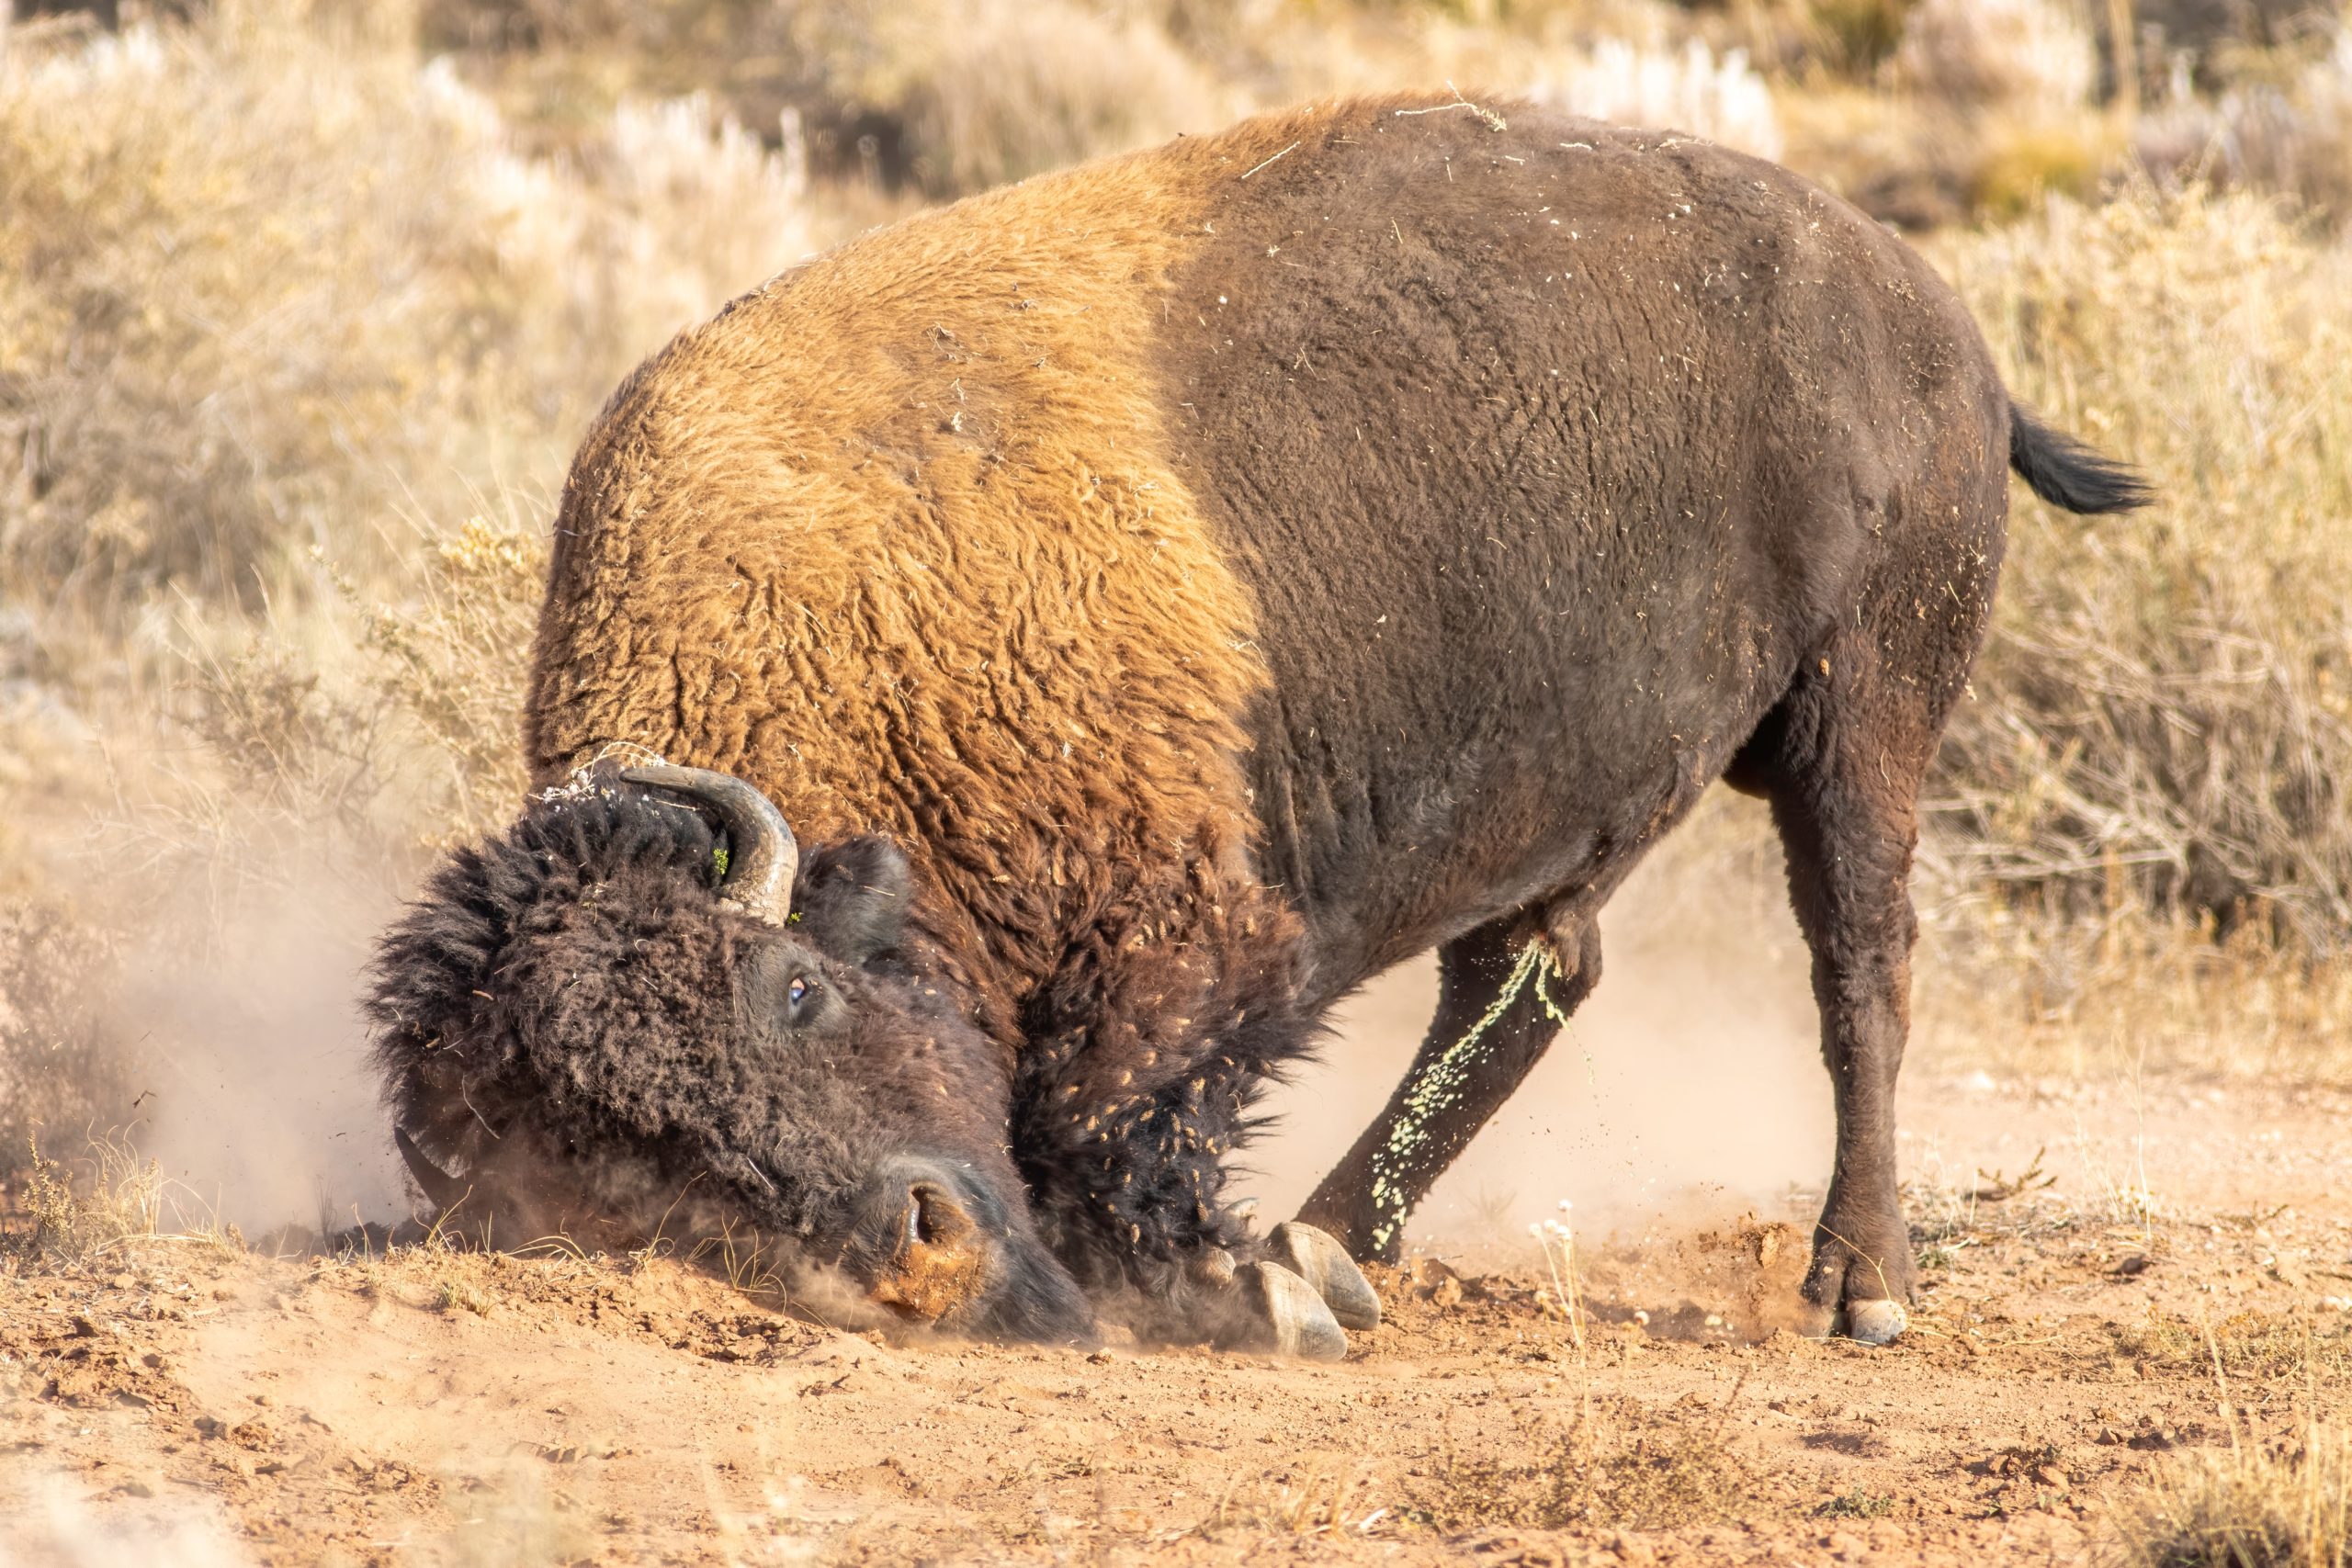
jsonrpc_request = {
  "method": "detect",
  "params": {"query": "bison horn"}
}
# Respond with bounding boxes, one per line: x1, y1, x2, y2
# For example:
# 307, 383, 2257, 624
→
621, 764, 798, 926
393, 1127, 474, 1213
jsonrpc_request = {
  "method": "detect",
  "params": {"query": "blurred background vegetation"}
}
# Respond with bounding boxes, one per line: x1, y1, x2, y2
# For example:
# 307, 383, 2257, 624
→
5, 0, 2351, 1187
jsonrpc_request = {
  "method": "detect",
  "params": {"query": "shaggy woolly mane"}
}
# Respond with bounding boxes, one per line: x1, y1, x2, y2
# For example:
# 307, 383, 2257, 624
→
365, 784, 730, 1186
365, 781, 991, 1238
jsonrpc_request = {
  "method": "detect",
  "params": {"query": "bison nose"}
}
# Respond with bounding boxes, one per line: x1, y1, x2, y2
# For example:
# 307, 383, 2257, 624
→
857, 1166, 988, 1325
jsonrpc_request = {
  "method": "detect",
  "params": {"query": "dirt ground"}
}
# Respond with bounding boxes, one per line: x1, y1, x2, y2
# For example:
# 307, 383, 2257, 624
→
5, 1070, 2348, 1568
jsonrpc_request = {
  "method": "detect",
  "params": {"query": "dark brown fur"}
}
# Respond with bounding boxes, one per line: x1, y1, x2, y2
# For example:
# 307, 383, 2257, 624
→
389, 95, 2147, 1331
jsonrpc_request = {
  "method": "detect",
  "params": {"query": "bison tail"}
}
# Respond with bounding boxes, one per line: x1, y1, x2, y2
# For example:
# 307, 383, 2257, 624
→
2008, 402, 2154, 515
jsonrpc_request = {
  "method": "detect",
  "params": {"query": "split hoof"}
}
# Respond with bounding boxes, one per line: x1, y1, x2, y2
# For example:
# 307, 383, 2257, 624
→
1222, 1261, 1348, 1361
1840, 1299, 1908, 1346
1267, 1221, 1382, 1331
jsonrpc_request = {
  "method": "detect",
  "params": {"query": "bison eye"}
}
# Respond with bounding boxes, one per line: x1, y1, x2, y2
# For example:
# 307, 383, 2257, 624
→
787, 976, 809, 1010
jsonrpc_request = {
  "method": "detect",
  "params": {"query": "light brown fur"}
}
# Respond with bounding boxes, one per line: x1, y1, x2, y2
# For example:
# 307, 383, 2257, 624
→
526, 107, 1329, 1038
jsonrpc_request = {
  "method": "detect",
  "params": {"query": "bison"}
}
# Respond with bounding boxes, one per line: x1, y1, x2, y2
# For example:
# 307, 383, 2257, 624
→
368, 94, 2148, 1356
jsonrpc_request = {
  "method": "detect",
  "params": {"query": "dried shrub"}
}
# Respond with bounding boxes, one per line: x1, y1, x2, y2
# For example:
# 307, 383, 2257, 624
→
1709, 0, 1920, 77
1915, 900, 2352, 1088
2136, 28, 2352, 224
1894, 0, 2097, 115
1930, 184, 2352, 950
347, 501, 548, 835
0, 907, 133, 1183
793, 0, 1228, 197
1969, 117, 2124, 218
0, 3, 808, 616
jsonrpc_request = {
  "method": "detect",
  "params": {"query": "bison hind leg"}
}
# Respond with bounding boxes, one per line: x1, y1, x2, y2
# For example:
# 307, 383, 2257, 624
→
1735, 626, 1964, 1343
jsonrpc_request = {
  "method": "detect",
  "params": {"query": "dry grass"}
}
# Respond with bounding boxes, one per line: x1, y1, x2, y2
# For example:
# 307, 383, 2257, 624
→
1404, 1393, 1772, 1532
1931, 182, 2352, 952
2113, 1427, 2351, 1568
1, 1130, 237, 1265
2112, 1308, 2352, 1385
0, 0, 810, 633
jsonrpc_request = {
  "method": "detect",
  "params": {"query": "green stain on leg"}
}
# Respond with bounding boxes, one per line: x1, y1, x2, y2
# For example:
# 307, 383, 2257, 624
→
1364, 942, 1566, 1252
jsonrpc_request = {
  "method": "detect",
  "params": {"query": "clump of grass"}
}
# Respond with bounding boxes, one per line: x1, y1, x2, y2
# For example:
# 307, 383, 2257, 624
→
436, 1276, 492, 1314
2112, 1426, 2350, 1568
3, 1129, 233, 1265
1819, 1487, 1898, 1519
1408, 1395, 1769, 1532
1204, 1461, 1384, 1537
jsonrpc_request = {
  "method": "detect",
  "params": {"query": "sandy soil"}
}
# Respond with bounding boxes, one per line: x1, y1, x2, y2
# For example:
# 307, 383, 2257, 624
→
5, 1071, 2348, 1568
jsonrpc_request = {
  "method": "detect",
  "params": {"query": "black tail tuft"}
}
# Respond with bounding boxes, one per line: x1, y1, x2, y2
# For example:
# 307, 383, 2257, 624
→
2009, 402, 2154, 514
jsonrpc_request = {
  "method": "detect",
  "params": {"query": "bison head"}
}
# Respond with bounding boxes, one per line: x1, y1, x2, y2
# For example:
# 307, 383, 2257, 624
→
365, 762, 1096, 1344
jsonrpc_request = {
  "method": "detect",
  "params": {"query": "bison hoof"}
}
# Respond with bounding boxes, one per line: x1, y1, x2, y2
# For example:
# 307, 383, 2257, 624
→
1222, 1261, 1348, 1361
1267, 1221, 1382, 1331
1841, 1299, 1908, 1347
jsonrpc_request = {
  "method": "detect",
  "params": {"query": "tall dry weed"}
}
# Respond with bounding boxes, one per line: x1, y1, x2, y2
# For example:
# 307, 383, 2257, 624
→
1932, 184, 2352, 949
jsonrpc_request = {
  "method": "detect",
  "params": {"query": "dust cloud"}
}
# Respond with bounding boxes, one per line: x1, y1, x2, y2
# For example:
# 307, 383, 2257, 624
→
102, 863, 405, 1241
1235, 794, 1832, 1256
88, 792, 1821, 1254
0, 1469, 253, 1568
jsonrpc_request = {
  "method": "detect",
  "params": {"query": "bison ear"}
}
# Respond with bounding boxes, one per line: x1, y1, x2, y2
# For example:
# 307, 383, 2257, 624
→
790, 836, 912, 964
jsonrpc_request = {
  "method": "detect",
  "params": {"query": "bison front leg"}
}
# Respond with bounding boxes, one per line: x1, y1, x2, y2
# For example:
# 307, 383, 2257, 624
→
1009, 897, 1376, 1358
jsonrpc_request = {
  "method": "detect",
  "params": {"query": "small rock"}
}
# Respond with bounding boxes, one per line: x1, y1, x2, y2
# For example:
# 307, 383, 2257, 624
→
2033, 1465, 2068, 1489
1430, 1276, 1464, 1310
